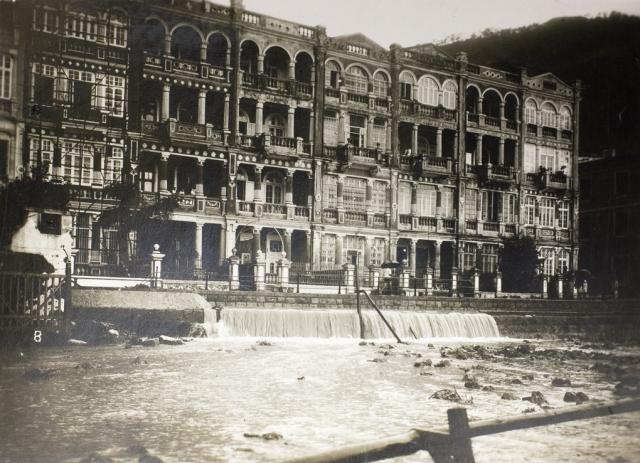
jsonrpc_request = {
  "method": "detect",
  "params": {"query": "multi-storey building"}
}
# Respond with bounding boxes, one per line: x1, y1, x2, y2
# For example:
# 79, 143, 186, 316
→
579, 152, 640, 297
12, 0, 580, 287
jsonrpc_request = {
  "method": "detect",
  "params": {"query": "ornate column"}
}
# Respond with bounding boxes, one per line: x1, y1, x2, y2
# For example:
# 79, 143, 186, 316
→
434, 240, 442, 280
363, 236, 372, 267
436, 128, 443, 157
309, 110, 315, 145
255, 99, 264, 134
197, 89, 207, 125
409, 238, 417, 275
476, 134, 483, 165
476, 97, 483, 114
164, 36, 171, 55
161, 84, 171, 121
288, 61, 295, 80
223, 93, 230, 132
159, 153, 169, 192
513, 140, 520, 169
283, 229, 292, 260
199, 43, 207, 61
498, 137, 505, 166
194, 222, 203, 270
257, 54, 264, 74
285, 169, 294, 205
305, 230, 312, 266
252, 227, 261, 260
367, 115, 374, 148
412, 123, 419, 155
195, 158, 204, 195
338, 111, 347, 144
253, 165, 263, 203
287, 105, 295, 138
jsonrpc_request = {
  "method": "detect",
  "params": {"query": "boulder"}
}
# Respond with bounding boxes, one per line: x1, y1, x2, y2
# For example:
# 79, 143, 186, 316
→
434, 360, 451, 368
551, 377, 571, 387
575, 392, 589, 404
413, 360, 433, 368
563, 391, 577, 402
141, 338, 159, 347
430, 389, 462, 402
463, 373, 481, 389
501, 392, 519, 400
158, 335, 183, 346
523, 391, 548, 406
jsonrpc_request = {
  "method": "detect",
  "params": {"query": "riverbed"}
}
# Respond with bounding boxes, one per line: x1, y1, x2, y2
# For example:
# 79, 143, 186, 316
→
1, 337, 639, 463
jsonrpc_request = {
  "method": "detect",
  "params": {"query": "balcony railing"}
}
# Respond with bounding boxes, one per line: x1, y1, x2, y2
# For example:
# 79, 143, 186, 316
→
372, 214, 387, 228
345, 211, 366, 225
325, 88, 340, 99
399, 214, 412, 228
504, 224, 517, 234
401, 101, 456, 122
347, 93, 368, 105
323, 208, 338, 222
482, 222, 499, 232
294, 81, 313, 97
237, 200, 255, 214
478, 163, 517, 184
466, 220, 478, 231
542, 126, 557, 138
417, 216, 437, 230
419, 156, 453, 175
442, 218, 456, 232
561, 130, 573, 140
467, 112, 480, 124
484, 115, 501, 127
294, 206, 310, 219
337, 145, 388, 165
506, 119, 518, 131
263, 202, 286, 216
204, 198, 223, 216
527, 124, 538, 135
258, 134, 306, 156
167, 120, 224, 145
67, 106, 102, 123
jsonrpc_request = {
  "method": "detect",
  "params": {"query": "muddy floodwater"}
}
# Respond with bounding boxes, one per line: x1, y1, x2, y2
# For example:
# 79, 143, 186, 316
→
1, 337, 639, 463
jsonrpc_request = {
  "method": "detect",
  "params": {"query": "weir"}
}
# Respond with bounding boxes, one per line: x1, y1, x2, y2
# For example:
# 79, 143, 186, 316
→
218, 308, 500, 339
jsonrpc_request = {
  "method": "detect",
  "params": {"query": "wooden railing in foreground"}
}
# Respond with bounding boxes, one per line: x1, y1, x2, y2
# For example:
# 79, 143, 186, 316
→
287, 398, 640, 463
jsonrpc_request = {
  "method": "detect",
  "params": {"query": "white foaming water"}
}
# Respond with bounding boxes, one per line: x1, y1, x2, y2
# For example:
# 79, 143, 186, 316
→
218, 308, 500, 339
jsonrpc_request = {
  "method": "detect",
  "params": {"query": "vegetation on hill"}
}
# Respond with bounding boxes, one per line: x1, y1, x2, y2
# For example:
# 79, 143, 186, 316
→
441, 12, 640, 156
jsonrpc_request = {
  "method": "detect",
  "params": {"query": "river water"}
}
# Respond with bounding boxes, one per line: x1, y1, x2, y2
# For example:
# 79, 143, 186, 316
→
1, 336, 639, 462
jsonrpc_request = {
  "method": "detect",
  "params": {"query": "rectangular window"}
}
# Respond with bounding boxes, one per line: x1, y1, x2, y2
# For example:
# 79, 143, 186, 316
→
557, 249, 570, 274
481, 244, 499, 273
370, 238, 386, 267
398, 182, 412, 215
104, 75, 125, 116
481, 191, 500, 222
0, 54, 11, 99
558, 201, 570, 229
539, 198, 555, 227
462, 243, 476, 271
34, 74, 54, 106
343, 176, 366, 211
371, 118, 386, 149
104, 146, 123, 183
540, 248, 555, 276
323, 113, 338, 146
74, 213, 91, 264
0, 140, 7, 178
343, 235, 365, 266
524, 143, 536, 173
329, 70, 339, 88
349, 114, 366, 147
525, 106, 536, 125
539, 146, 555, 171
417, 185, 437, 217
371, 181, 387, 213
141, 170, 154, 192
502, 194, 516, 223
62, 142, 93, 185
440, 188, 454, 218
322, 175, 337, 209
524, 196, 536, 225
464, 189, 478, 221
320, 234, 336, 266
400, 82, 412, 100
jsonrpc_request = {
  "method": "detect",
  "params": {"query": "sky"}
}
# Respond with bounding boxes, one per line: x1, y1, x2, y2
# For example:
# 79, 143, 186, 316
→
218, 0, 640, 48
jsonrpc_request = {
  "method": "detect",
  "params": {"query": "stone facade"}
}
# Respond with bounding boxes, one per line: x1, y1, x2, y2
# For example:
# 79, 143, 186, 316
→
8, 0, 580, 286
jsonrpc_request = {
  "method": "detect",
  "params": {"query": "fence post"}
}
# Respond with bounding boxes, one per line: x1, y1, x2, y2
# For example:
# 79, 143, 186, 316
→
297, 273, 300, 293
447, 408, 476, 463
540, 274, 548, 299
150, 244, 165, 289
342, 263, 355, 294
425, 267, 434, 296
228, 255, 240, 290
556, 275, 564, 299
253, 250, 266, 292
494, 271, 502, 297
64, 257, 73, 331
450, 267, 458, 297
473, 268, 480, 297
277, 257, 290, 291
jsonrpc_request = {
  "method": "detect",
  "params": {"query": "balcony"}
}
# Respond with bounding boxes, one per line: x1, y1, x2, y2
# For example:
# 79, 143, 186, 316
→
477, 163, 517, 185
241, 73, 311, 98
67, 106, 103, 123
418, 155, 453, 176
325, 88, 340, 100
401, 101, 456, 123
542, 126, 557, 139
417, 216, 437, 231
399, 214, 412, 229
442, 218, 456, 233
345, 211, 366, 225
294, 205, 310, 221
141, 119, 225, 146
484, 115, 501, 128
263, 202, 287, 217
482, 222, 499, 233
372, 213, 387, 229
527, 170, 571, 192
237, 200, 255, 215
323, 208, 338, 223
257, 134, 308, 158
337, 145, 387, 166
204, 198, 224, 216
144, 52, 230, 83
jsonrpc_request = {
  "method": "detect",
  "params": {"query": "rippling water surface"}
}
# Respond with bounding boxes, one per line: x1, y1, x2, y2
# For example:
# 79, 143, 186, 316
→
1, 337, 639, 463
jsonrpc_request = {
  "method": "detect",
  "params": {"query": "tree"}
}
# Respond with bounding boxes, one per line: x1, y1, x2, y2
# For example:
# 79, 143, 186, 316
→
500, 235, 539, 292
96, 182, 178, 276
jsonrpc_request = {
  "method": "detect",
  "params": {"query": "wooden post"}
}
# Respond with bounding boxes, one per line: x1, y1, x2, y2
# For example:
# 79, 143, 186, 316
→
64, 258, 72, 332
447, 408, 476, 463
355, 253, 365, 339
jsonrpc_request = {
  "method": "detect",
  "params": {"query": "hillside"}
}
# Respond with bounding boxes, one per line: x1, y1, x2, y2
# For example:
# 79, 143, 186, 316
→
441, 12, 640, 156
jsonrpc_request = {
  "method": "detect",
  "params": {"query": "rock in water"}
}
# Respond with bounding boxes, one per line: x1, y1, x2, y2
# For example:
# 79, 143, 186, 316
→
430, 389, 462, 402
523, 391, 548, 406
501, 392, 519, 400
563, 391, 577, 402
575, 392, 589, 404
434, 360, 451, 368
413, 360, 432, 368
158, 335, 183, 345
243, 432, 283, 441
551, 377, 571, 387
463, 373, 481, 389
141, 338, 159, 347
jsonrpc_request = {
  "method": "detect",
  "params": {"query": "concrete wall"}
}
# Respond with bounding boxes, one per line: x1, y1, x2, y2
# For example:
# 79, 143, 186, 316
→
201, 291, 640, 341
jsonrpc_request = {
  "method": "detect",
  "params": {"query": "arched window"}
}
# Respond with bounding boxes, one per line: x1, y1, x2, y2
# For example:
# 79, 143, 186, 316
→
345, 66, 369, 94
265, 172, 284, 204
559, 107, 572, 130
541, 102, 557, 128
372, 72, 389, 98
236, 168, 248, 201
442, 81, 457, 109
265, 114, 285, 137
418, 76, 439, 106
325, 60, 341, 88
399, 72, 415, 100
525, 100, 537, 125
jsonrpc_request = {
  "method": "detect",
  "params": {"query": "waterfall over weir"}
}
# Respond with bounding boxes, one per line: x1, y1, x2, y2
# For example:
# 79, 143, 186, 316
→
219, 308, 500, 339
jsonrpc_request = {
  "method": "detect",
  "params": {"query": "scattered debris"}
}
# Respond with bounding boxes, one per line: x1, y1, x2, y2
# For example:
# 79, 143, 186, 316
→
75, 362, 95, 370
367, 358, 386, 363
244, 432, 283, 441
522, 407, 537, 414
463, 373, 481, 389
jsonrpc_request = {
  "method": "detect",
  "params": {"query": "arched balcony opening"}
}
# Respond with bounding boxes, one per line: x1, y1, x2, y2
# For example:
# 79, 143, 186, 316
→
504, 94, 518, 121
325, 60, 341, 89
238, 101, 256, 137
541, 102, 557, 128
205, 91, 225, 129
206, 33, 228, 68
240, 40, 259, 74
170, 87, 198, 123
171, 25, 202, 61
140, 19, 165, 55
264, 46, 291, 80
264, 112, 286, 138
345, 65, 369, 95
417, 76, 439, 107
295, 52, 313, 83
292, 171, 310, 207
140, 80, 162, 122
482, 89, 502, 118
235, 167, 253, 201
442, 81, 457, 110
465, 86, 480, 113
400, 72, 415, 100
373, 71, 389, 98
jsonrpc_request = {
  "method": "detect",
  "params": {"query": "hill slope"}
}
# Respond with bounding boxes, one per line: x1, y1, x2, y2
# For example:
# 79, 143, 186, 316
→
441, 13, 640, 156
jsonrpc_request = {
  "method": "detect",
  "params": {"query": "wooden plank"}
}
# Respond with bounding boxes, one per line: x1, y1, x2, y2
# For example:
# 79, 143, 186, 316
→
448, 408, 475, 463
